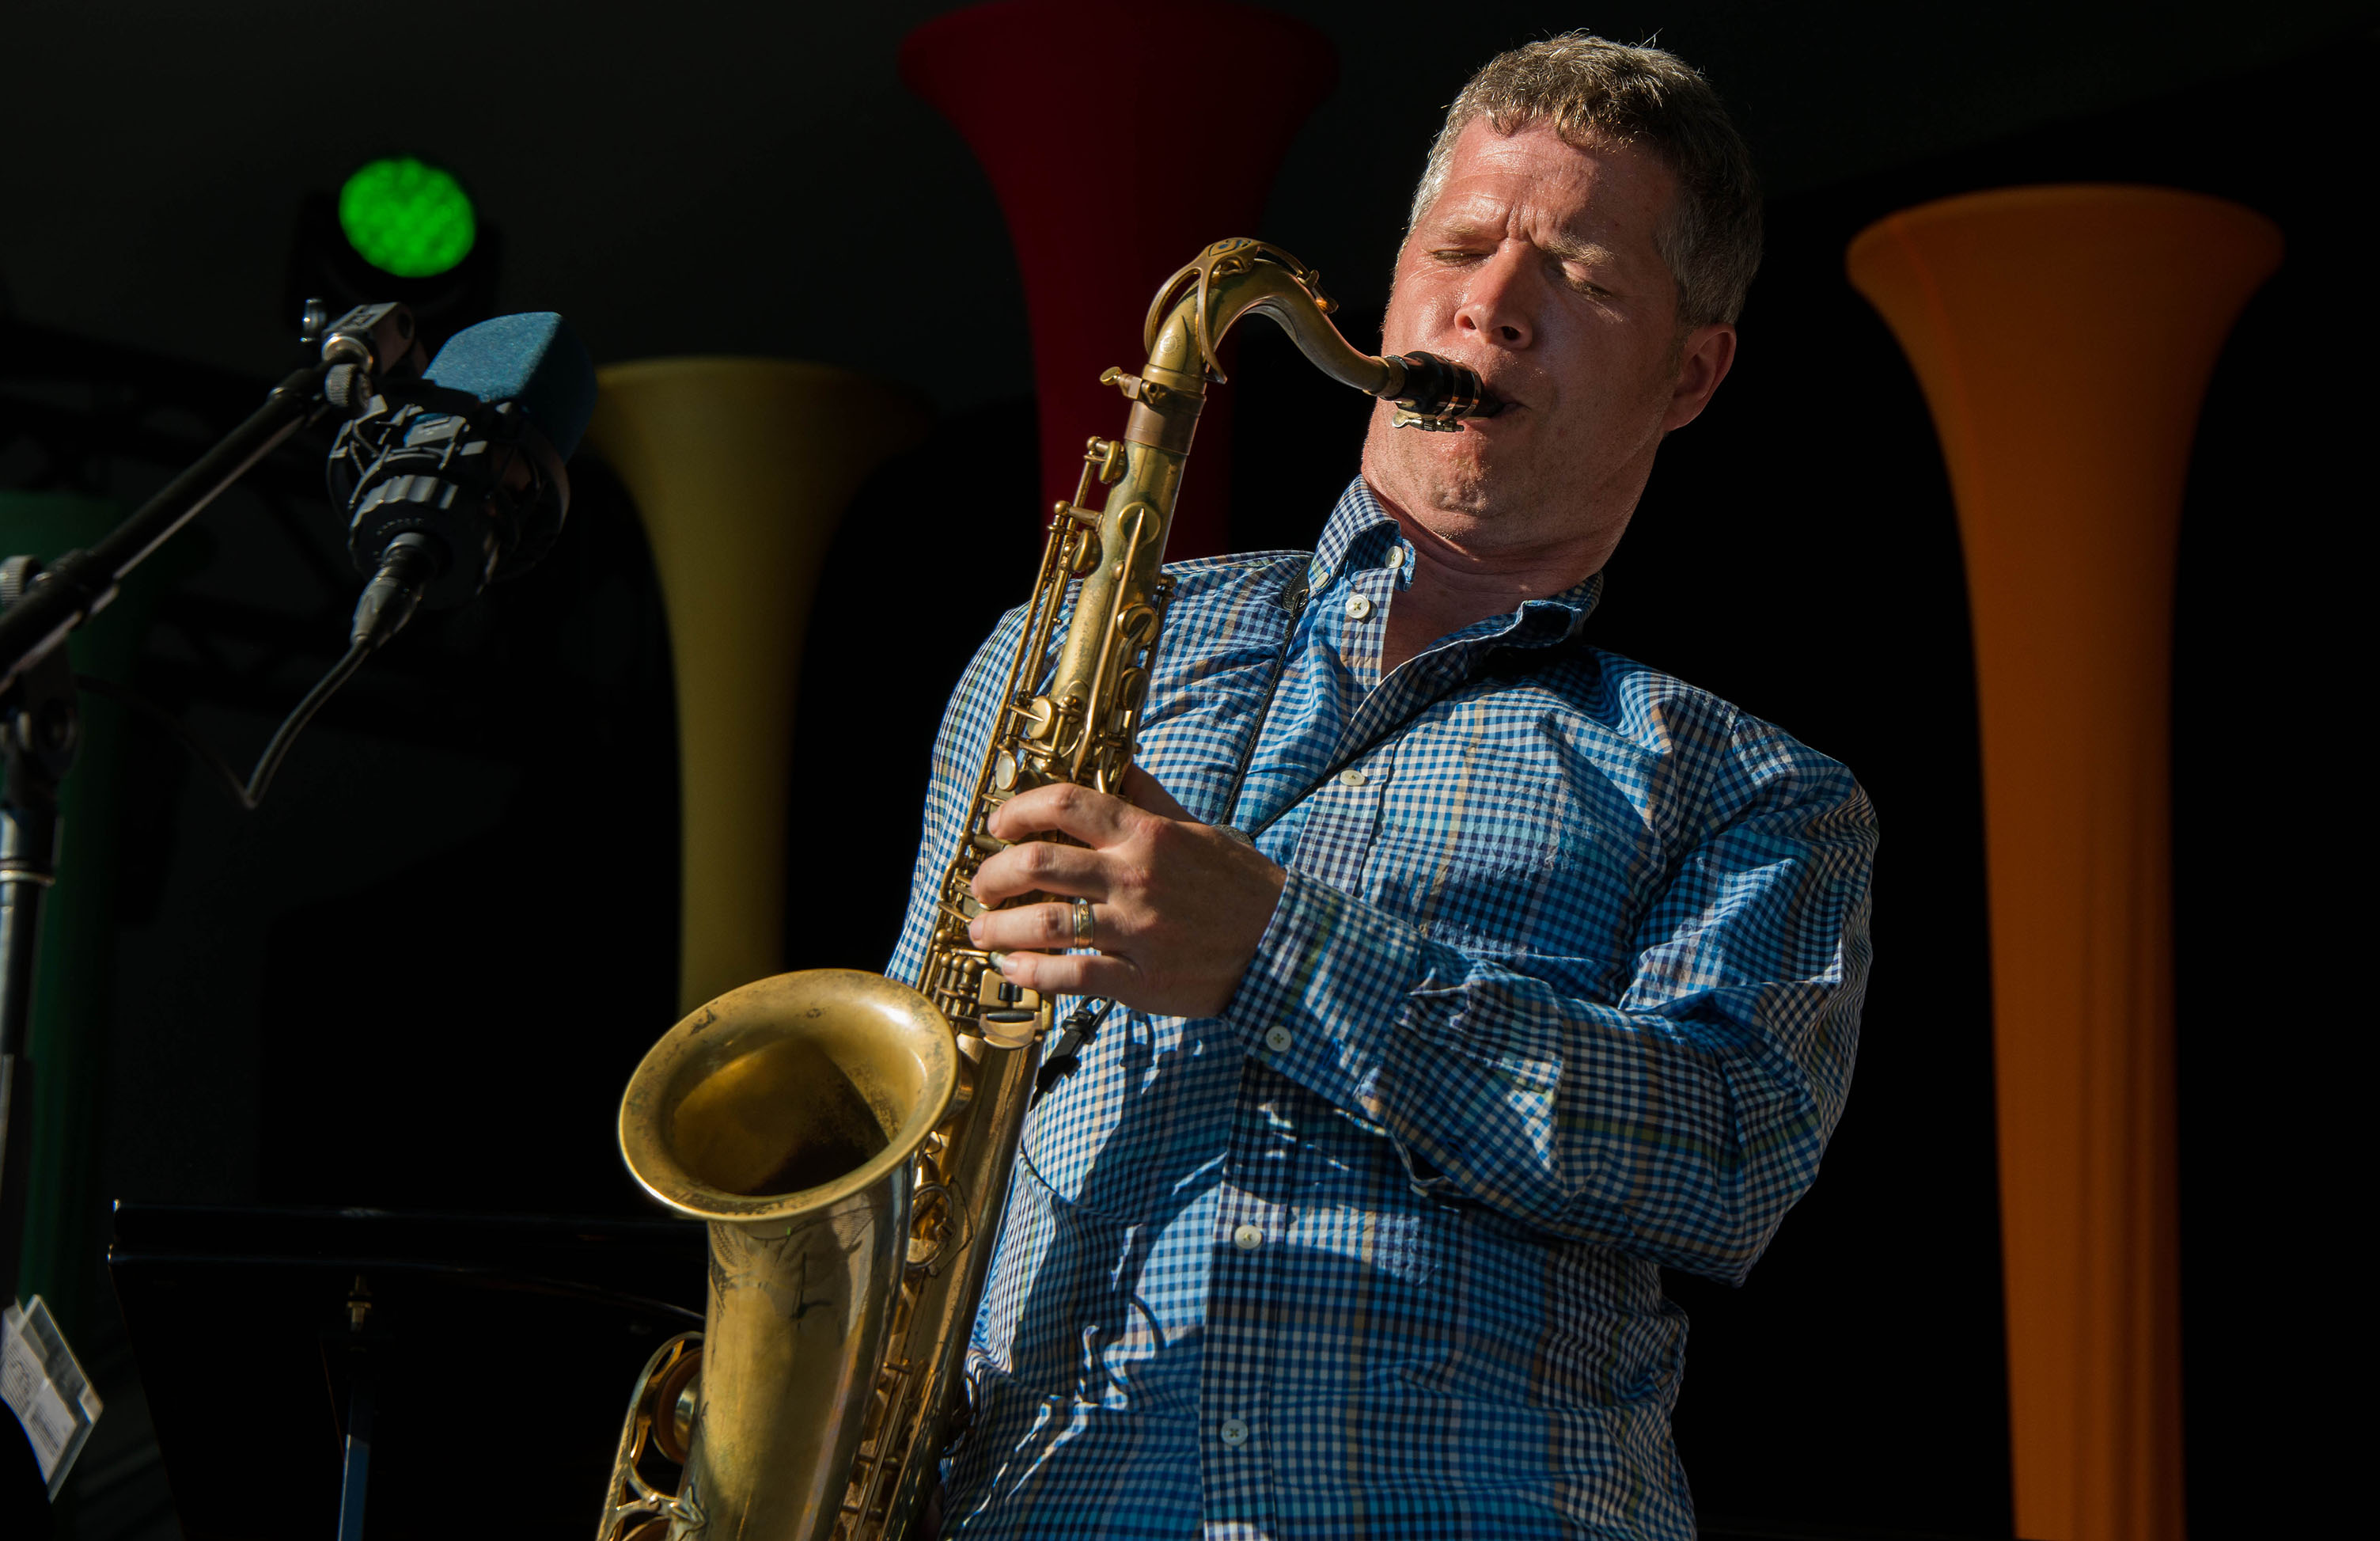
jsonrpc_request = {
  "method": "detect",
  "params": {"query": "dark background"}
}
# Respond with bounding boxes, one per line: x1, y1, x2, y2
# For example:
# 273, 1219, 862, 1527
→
2, 2, 2370, 1536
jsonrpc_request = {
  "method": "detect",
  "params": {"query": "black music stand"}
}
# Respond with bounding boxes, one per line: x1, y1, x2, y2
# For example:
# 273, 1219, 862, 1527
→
107, 1203, 706, 1540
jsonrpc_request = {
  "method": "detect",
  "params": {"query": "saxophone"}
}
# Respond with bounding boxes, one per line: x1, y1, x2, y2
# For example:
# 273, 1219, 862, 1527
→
595, 238, 1494, 1541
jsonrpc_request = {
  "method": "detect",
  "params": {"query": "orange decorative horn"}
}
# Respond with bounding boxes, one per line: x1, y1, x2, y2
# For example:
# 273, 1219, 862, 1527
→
1848, 186, 2280, 1541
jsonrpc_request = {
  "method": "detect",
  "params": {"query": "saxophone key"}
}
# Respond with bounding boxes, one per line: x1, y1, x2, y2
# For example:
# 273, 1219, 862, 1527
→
1082, 435, 1129, 484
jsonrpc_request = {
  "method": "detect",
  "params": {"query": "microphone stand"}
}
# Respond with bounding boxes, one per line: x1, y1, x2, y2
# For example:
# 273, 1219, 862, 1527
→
0, 303, 417, 1510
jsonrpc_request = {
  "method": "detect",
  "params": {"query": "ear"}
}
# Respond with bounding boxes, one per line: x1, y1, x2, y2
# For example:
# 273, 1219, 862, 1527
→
1664, 322, 1738, 432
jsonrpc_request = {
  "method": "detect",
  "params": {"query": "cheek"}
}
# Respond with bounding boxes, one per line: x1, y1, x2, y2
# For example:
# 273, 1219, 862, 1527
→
1546, 332, 1663, 425
1382, 271, 1457, 348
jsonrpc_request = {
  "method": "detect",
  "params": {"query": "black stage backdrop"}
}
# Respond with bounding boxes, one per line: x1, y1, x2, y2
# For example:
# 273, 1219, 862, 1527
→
2, 21, 2363, 1541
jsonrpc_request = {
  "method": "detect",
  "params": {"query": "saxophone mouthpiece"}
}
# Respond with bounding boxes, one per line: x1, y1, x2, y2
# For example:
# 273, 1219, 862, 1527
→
1383, 351, 1503, 432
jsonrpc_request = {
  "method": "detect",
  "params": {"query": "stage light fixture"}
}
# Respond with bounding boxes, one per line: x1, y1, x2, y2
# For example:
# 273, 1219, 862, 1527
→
338, 157, 476, 279
290, 157, 499, 358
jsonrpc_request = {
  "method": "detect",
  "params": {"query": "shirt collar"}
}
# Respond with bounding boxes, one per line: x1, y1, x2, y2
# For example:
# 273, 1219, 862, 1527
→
1311, 477, 1604, 646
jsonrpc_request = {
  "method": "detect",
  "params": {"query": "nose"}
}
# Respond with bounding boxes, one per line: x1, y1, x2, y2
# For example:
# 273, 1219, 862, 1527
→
1454, 244, 1535, 350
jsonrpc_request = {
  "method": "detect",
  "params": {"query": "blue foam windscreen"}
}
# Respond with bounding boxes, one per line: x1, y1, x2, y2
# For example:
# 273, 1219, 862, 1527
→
421, 312, 598, 459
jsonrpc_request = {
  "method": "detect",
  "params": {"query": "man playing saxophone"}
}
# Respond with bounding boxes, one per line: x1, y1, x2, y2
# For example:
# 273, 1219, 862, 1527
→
891, 33, 1877, 1539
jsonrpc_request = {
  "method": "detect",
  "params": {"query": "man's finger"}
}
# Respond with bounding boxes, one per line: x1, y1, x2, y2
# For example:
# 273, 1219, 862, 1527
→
971, 838, 1105, 907
987, 780, 1139, 846
997, 947, 1141, 1000
969, 900, 1093, 955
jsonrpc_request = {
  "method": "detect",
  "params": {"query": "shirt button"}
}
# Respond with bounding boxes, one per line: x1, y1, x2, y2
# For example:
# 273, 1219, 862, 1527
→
1384, 545, 1405, 569
1219, 1417, 1249, 1448
1344, 594, 1374, 621
1263, 1023, 1293, 1053
1336, 767, 1369, 788
1232, 1223, 1264, 1251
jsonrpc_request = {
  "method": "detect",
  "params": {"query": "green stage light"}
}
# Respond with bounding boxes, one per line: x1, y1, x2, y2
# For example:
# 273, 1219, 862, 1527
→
338, 157, 476, 279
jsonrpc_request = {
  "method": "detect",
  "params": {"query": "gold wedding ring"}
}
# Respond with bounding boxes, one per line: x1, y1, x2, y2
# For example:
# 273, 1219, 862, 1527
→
1071, 896, 1095, 948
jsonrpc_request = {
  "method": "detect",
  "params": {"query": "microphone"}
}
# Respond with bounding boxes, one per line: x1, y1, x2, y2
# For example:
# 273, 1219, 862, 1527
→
326, 312, 597, 651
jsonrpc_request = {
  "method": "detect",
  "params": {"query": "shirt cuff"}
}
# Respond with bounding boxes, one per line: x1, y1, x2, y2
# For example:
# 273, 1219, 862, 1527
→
1224, 868, 1436, 1128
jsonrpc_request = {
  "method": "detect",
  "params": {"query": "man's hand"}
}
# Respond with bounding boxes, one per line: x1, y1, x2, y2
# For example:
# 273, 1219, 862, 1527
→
967, 768, 1286, 1020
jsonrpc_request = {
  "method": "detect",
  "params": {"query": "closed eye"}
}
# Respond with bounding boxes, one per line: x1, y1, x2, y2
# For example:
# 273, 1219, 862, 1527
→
1558, 261, 1615, 298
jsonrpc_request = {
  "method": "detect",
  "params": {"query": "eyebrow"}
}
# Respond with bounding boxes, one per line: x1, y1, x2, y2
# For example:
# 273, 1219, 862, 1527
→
1541, 233, 1618, 264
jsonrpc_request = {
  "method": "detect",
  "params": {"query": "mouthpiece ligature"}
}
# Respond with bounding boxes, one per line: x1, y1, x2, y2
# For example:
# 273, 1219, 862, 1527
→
1385, 351, 1502, 431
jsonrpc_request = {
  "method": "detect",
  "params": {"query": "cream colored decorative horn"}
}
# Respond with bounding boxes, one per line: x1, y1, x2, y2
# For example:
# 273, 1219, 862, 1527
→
586, 360, 927, 1012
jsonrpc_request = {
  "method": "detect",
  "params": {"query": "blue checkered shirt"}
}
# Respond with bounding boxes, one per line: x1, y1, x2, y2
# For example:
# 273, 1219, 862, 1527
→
889, 480, 1877, 1539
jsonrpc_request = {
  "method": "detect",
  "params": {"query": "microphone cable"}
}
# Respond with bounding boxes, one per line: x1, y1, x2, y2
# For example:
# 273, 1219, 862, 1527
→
73, 638, 371, 813
68, 520, 434, 811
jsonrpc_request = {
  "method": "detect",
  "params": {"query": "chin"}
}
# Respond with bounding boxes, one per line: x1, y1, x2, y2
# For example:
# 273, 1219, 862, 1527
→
1422, 438, 1502, 518
1365, 412, 1520, 523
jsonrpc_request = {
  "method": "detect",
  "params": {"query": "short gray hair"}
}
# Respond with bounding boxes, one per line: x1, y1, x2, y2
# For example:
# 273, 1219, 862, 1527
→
1408, 33, 1762, 328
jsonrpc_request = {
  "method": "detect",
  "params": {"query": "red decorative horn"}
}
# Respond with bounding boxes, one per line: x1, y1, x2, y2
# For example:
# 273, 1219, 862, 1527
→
901, 0, 1337, 560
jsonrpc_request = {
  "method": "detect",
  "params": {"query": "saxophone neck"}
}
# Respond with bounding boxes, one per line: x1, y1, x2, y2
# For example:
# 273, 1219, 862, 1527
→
1139, 238, 1500, 429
